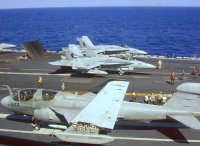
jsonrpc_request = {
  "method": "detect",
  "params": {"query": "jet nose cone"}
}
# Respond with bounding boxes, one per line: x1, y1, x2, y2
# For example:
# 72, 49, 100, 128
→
1, 97, 8, 107
139, 50, 147, 55
147, 64, 156, 68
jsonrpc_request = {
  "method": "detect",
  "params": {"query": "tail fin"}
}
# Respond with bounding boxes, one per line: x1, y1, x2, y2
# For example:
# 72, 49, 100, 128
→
84, 48, 98, 57
77, 36, 95, 48
68, 44, 84, 57
77, 37, 86, 48
163, 83, 200, 112
62, 47, 73, 61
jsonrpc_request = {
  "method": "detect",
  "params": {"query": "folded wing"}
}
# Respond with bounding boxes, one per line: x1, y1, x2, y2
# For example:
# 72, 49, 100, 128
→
54, 81, 129, 144
71, 81, 129, 129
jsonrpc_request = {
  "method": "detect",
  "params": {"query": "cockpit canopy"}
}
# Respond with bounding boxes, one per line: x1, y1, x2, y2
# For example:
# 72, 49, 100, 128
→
19, 89, 37, 101
12, 88, 58, 101
42, 90, 57, 101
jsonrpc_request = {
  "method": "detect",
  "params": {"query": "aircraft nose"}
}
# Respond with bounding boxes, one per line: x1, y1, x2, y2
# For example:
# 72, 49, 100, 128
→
147, 64, 156, 68
139, 50, 147, 55
142, 63, 156, 69
1, 97, 8, 107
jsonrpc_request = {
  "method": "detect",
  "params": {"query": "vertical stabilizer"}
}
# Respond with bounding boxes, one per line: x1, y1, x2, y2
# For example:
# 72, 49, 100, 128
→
62, 48, 73, 61
84, 48, 98, 57
80, 36, 95, 48
68, 44, 84, 57
77, 37, 86, 48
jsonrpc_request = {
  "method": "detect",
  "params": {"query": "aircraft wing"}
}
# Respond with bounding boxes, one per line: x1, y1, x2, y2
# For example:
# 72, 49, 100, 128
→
75, 60, 100, 70
71, 81, 129, 129
54, 81, 129, 144
168, 114, 200, 130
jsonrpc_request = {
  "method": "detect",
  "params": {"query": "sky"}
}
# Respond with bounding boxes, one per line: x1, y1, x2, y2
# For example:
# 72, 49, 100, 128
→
0, 0, 200, 9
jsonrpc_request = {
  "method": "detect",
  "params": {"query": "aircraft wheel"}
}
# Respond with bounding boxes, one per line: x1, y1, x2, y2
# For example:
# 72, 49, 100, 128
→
119, 72, 123, 76
34, 125, 40, 131
32, 117, 41, 131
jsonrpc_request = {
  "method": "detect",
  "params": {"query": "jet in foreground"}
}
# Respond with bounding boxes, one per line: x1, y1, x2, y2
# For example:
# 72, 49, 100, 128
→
77, 36, 147, 55
1, 82, 200, 144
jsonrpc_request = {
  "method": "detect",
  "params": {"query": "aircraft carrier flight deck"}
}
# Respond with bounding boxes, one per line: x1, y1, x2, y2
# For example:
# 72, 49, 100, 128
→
0, 52, 200, 146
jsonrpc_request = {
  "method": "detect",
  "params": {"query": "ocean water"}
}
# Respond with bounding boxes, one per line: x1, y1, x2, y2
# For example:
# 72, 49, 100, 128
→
0, 7, 200, 57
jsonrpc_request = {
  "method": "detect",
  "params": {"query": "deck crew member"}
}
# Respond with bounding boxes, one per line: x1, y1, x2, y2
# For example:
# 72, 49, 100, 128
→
132, 92, 136, 102
161, 96, 167, 104
170, 72, 176, 85
61, 82, 65, 91
157, 59, 163, 69
158, 92, 163, 105
144, 94, 149, 104
150, 93, 155, 104
181, 70, 185, 80
191, 67, 197, 75
38, 76, 43, 88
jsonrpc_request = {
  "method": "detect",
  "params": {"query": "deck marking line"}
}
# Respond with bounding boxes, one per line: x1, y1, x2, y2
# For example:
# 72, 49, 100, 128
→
0, 71, 70, 76
113, 136, 200, 143
20, 69, 55, 72
0, 68, 10, 70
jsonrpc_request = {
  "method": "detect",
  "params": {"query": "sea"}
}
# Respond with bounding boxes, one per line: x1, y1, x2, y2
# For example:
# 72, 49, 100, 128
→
0, 7, 200, 57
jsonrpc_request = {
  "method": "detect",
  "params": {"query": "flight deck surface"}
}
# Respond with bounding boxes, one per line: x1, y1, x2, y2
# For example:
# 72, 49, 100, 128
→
0, 52, 200, 146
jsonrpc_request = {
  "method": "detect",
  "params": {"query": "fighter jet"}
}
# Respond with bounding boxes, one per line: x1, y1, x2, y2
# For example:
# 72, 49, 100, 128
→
0, 43, 16, 51
77, 36, 147, 55
1, 82, 200, 144
50, 46, 155, 75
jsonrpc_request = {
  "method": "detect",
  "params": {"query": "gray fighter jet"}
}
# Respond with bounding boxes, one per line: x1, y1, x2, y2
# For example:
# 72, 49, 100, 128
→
0, 43, 16, 51
1, 82, 200, 144
77, 36, 147, 55
49, 46, 155, 75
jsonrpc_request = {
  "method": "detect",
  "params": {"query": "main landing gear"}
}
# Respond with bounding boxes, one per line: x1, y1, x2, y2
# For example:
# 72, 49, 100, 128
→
117, 68, 125, 76
32, 117, 41, 131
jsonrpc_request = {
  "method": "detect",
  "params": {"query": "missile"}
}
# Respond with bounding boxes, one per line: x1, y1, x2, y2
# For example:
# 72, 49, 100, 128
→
87, 69, 108, 75
48, 124, 67, 130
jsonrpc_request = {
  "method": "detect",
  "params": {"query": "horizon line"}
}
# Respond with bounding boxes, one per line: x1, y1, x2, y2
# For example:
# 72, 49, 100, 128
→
0, 5, 200, 10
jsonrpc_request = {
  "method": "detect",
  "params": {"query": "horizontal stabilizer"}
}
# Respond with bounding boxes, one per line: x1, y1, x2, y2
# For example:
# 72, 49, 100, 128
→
168, 115, 200, 130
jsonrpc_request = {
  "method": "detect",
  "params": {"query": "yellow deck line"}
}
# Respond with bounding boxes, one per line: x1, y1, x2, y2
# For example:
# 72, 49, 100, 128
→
64, 90, 172, 97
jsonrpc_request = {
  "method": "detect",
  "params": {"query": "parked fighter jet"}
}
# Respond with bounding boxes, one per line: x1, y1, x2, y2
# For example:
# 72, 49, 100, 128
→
0, 43, 16, 51
77, 36, 147, 55
50, 46, 155, 75
1, 82, 200, 144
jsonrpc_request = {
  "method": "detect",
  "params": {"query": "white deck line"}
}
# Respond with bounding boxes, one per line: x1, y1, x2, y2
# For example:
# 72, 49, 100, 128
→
0, 72, 70, 76
20, 69, 55, 72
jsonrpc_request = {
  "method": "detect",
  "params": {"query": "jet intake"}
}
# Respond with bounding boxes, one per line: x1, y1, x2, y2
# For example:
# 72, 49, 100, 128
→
34, 108, 61, 123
